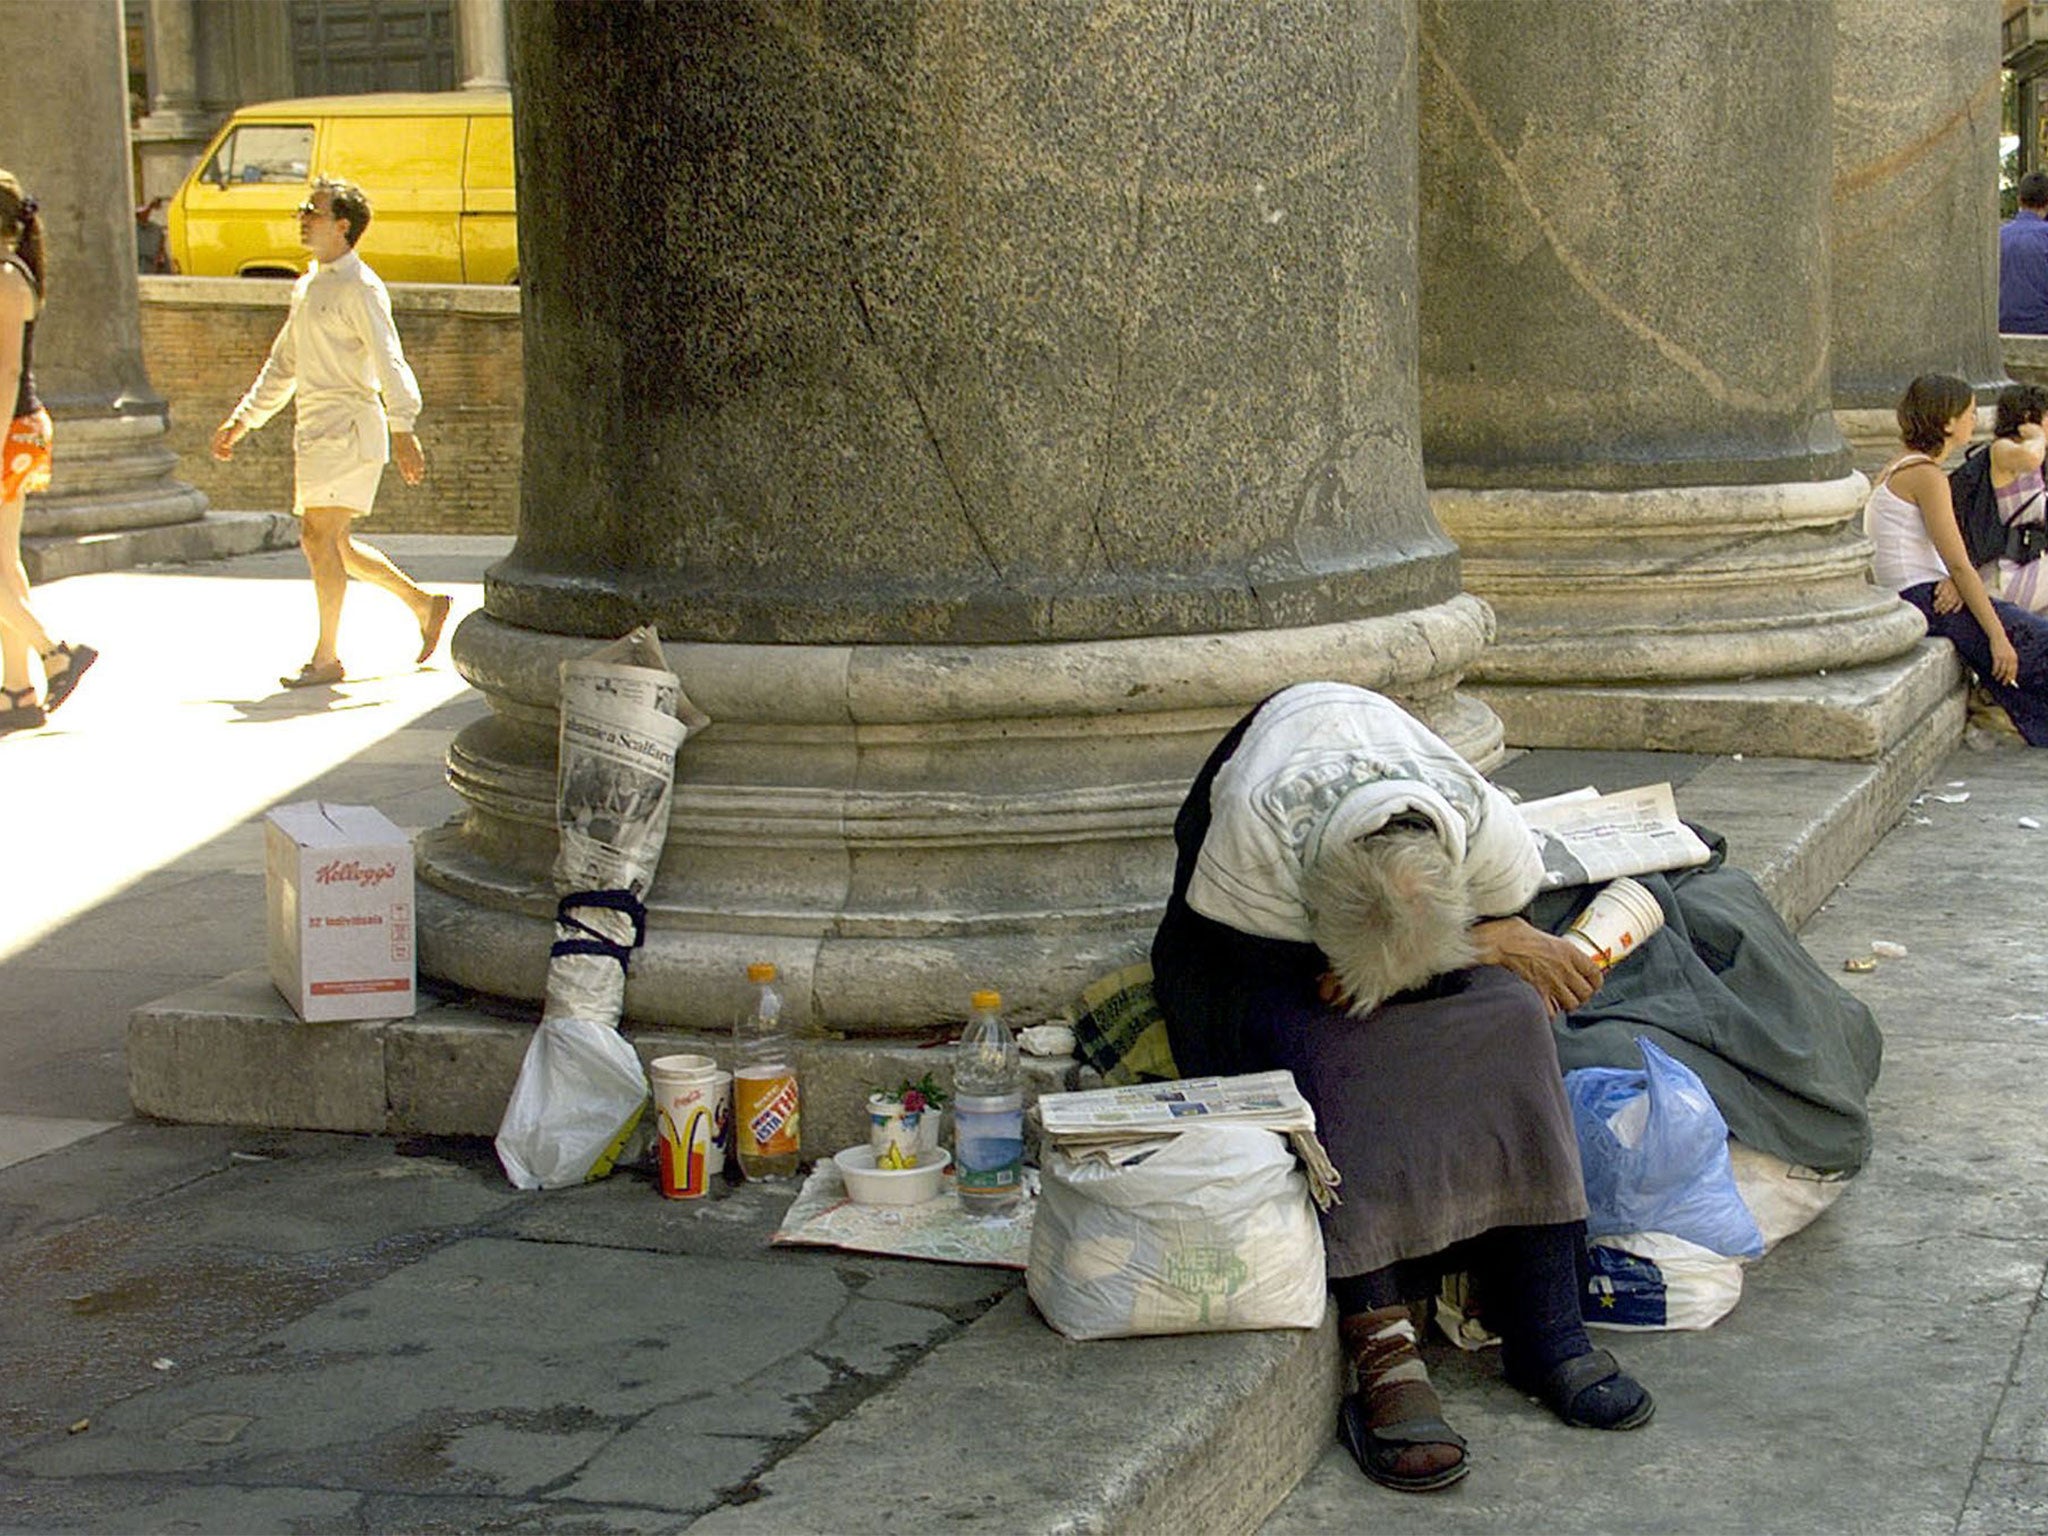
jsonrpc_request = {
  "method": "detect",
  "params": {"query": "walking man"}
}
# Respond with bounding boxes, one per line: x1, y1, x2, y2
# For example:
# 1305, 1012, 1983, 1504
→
212, 177, 451, 688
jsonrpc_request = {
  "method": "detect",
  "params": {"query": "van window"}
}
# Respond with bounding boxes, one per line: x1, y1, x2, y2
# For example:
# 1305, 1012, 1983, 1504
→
204, 124, 313, 186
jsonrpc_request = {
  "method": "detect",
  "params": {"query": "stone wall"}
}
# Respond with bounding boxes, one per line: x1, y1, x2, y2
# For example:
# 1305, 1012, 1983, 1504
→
138, 276, 521, 534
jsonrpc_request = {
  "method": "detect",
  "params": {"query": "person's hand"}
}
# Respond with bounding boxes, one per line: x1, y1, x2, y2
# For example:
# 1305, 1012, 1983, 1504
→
1469, 916, 1605, 1018
393, 430, 426, 486
210, 419, 245, 461
1991, 628, 2021, 686
1932, 577, 1962, 615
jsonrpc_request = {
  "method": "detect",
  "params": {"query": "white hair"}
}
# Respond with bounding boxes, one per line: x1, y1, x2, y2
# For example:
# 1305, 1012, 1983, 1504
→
1301, 827, 1479, 1017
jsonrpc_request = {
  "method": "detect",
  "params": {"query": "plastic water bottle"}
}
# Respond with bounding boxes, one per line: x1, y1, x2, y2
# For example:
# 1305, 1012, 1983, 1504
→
734, 961, 800, 1179
953, 989, 1023, 1214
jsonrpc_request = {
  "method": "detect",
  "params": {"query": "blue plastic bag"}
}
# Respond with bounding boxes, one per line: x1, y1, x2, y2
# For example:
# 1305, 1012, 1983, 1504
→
1565, 1038, 1764, 1259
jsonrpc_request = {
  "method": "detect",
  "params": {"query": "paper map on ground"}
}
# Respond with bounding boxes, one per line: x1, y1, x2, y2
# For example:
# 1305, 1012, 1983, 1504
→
771, 1161, 1034, 1270
1515, 782, 1714, 891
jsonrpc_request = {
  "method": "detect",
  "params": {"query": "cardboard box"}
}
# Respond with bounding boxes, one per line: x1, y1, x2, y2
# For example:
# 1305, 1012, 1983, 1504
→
265, 801, 416, 1022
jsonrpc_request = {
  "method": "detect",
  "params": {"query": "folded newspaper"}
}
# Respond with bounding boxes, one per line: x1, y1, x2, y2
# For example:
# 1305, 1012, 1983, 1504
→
1036, 1071, 1342, 1210
1516, 782, 1713, 892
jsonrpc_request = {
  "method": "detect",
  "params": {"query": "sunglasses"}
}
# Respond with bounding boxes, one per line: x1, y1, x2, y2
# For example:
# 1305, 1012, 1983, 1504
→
294, 201, 330, 218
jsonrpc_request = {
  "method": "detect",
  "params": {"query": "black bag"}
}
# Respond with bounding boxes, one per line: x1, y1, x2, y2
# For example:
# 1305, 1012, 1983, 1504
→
1948, 444, 2007, 568
2008, 516, 2048, 566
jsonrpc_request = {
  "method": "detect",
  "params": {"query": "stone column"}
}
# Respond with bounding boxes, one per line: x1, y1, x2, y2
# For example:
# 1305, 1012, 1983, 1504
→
1418, 0, 1934, 758
455, 0, 509, 92
1831, 0, 2005, 474
0, 0, 206, 569
134, 0, 216, 207
421, 0, 1503, 1032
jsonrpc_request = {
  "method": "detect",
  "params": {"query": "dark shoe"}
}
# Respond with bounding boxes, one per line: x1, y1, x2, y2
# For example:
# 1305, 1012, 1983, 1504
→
0, 684, 44, 735
1509, 1347, 1655, 1431
415, 593, 452, 664
39, 642, 96, 712
280, 660, 345, 689
1338, 1393, 1470, 1493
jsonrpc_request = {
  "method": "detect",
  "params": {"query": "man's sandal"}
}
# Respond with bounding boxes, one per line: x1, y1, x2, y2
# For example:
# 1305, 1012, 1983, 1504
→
0, 684, 45, 735
281, 660, 346, 690
1510, 1347, 1655, 1431
416, 593, 453, 664
40, 642, 97, 712
1338, 1393, 1470, 1492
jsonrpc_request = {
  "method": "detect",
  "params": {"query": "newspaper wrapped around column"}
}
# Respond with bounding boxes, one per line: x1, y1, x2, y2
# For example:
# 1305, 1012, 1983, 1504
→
495, 626, 711, 1190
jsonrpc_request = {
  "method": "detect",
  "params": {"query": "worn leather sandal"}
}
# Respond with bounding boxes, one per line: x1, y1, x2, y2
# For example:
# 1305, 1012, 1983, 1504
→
1338, 1392, 1470, 1492
1511, 1347, 1655, 1431
280, 660, 345, 690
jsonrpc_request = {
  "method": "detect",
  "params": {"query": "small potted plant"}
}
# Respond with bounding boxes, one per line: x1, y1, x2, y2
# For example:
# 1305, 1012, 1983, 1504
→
867, 1071, 950, 1163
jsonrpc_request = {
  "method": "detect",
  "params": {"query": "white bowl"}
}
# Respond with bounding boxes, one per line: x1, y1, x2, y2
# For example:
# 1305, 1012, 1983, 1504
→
833, 1144, 952, 1206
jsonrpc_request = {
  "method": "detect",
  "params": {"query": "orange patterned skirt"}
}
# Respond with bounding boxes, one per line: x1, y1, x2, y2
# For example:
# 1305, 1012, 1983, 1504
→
3, 409, 52, 501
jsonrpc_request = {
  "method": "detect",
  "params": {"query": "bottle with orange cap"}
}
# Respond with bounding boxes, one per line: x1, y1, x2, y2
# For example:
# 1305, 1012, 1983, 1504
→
734, 961, 800, 1179
954, 988, 1023, 1214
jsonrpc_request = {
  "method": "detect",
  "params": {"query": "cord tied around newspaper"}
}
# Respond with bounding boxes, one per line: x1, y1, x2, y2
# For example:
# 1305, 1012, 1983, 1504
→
495, 626, 711, 1191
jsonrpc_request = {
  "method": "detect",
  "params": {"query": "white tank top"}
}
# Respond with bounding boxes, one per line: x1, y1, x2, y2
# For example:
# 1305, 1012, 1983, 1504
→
1864, 454, 1950, 592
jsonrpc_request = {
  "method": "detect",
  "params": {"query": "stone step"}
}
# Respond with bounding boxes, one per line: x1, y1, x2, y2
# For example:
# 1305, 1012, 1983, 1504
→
25, 509, 299, 583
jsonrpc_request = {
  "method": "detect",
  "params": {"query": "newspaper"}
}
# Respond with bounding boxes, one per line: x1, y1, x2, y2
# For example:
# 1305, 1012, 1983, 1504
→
1036, 1071, 1342, 1209
544, 626, 708, 1024
1516, 782, 1713, 892
552, 632, 707, 899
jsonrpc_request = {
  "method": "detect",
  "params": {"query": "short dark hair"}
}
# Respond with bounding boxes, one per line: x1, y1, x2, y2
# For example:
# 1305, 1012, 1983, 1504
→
2021, 171, 2048, 210
313, 177, 371, 247
1896, 373, 1976, 454
1995, 382, 2048, 439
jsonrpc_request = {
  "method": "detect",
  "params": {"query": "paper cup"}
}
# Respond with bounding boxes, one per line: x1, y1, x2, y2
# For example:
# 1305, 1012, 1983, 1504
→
866, 1095, 924, 1163
1564, 877, 1665, 969
650, 1059, 731, 1199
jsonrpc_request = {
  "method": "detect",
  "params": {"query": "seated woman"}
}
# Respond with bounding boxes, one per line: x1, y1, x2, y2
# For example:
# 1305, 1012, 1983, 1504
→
1985, 382, 2048, 614
1150, 681, 1652, 1495
1868, 373, 2048, 743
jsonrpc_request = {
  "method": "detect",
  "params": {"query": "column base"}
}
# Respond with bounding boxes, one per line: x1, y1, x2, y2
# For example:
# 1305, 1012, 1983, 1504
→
28, 405, 206, 540
418, 596, 1504, 1034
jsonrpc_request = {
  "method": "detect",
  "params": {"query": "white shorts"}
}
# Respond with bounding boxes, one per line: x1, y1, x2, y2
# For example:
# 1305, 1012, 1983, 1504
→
294, 438, 385, 516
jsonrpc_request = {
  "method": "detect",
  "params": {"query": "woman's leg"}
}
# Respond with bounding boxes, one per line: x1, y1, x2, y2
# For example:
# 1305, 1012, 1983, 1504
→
1475, 1221, 1653, 1430
1329, 1267, 1467, 1491
0, 487, 53, 688
1911, 585, 2048, 744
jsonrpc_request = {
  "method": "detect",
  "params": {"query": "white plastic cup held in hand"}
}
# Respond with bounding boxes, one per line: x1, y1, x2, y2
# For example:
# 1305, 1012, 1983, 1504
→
1563, 877, 1665, 969
649, 1055, 731, 1198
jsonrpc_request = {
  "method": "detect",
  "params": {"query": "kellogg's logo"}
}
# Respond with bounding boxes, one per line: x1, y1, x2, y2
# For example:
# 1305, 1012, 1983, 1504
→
315, 858, 399, 889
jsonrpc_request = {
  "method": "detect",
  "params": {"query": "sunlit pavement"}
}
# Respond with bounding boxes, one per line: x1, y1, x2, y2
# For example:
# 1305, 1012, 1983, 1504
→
0, 534, 508, 1157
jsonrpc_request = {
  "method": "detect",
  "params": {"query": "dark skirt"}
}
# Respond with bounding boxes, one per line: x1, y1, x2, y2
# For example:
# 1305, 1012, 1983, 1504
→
1154, 897, 1588, 1278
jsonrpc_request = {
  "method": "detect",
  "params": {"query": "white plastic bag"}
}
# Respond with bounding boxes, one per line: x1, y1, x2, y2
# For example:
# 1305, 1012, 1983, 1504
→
1727, 1139, 1850, 1253
1584, 1231, 1744, 1332
495, 1014, 649, 1190
1027, 1126, 1325, 1340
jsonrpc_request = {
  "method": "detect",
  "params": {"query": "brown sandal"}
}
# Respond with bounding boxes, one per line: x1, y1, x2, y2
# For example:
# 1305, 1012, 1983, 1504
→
40, 642, 96, 712
0, 683, 45, 735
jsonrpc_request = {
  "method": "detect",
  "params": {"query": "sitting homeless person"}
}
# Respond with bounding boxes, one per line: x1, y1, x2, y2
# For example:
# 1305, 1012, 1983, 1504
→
1149, 682, 1651, 1493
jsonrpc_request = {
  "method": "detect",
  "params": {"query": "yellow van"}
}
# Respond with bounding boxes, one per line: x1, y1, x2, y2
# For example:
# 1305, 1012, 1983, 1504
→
165, 90, 515, 284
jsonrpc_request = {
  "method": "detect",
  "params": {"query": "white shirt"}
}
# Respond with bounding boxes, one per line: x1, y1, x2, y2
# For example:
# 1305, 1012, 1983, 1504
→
1863, 455, 1949, 592
231, 249, 422, 463
1187, 682, 1544, 943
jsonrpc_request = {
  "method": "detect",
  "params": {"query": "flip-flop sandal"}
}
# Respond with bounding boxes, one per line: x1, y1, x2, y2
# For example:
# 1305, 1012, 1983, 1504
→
1338, 1393, 1470, 1493
281, 660, 346, 690
416, 593, 453, 664
1512, 1347, 1655, 1431
40, 642, 96, 712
